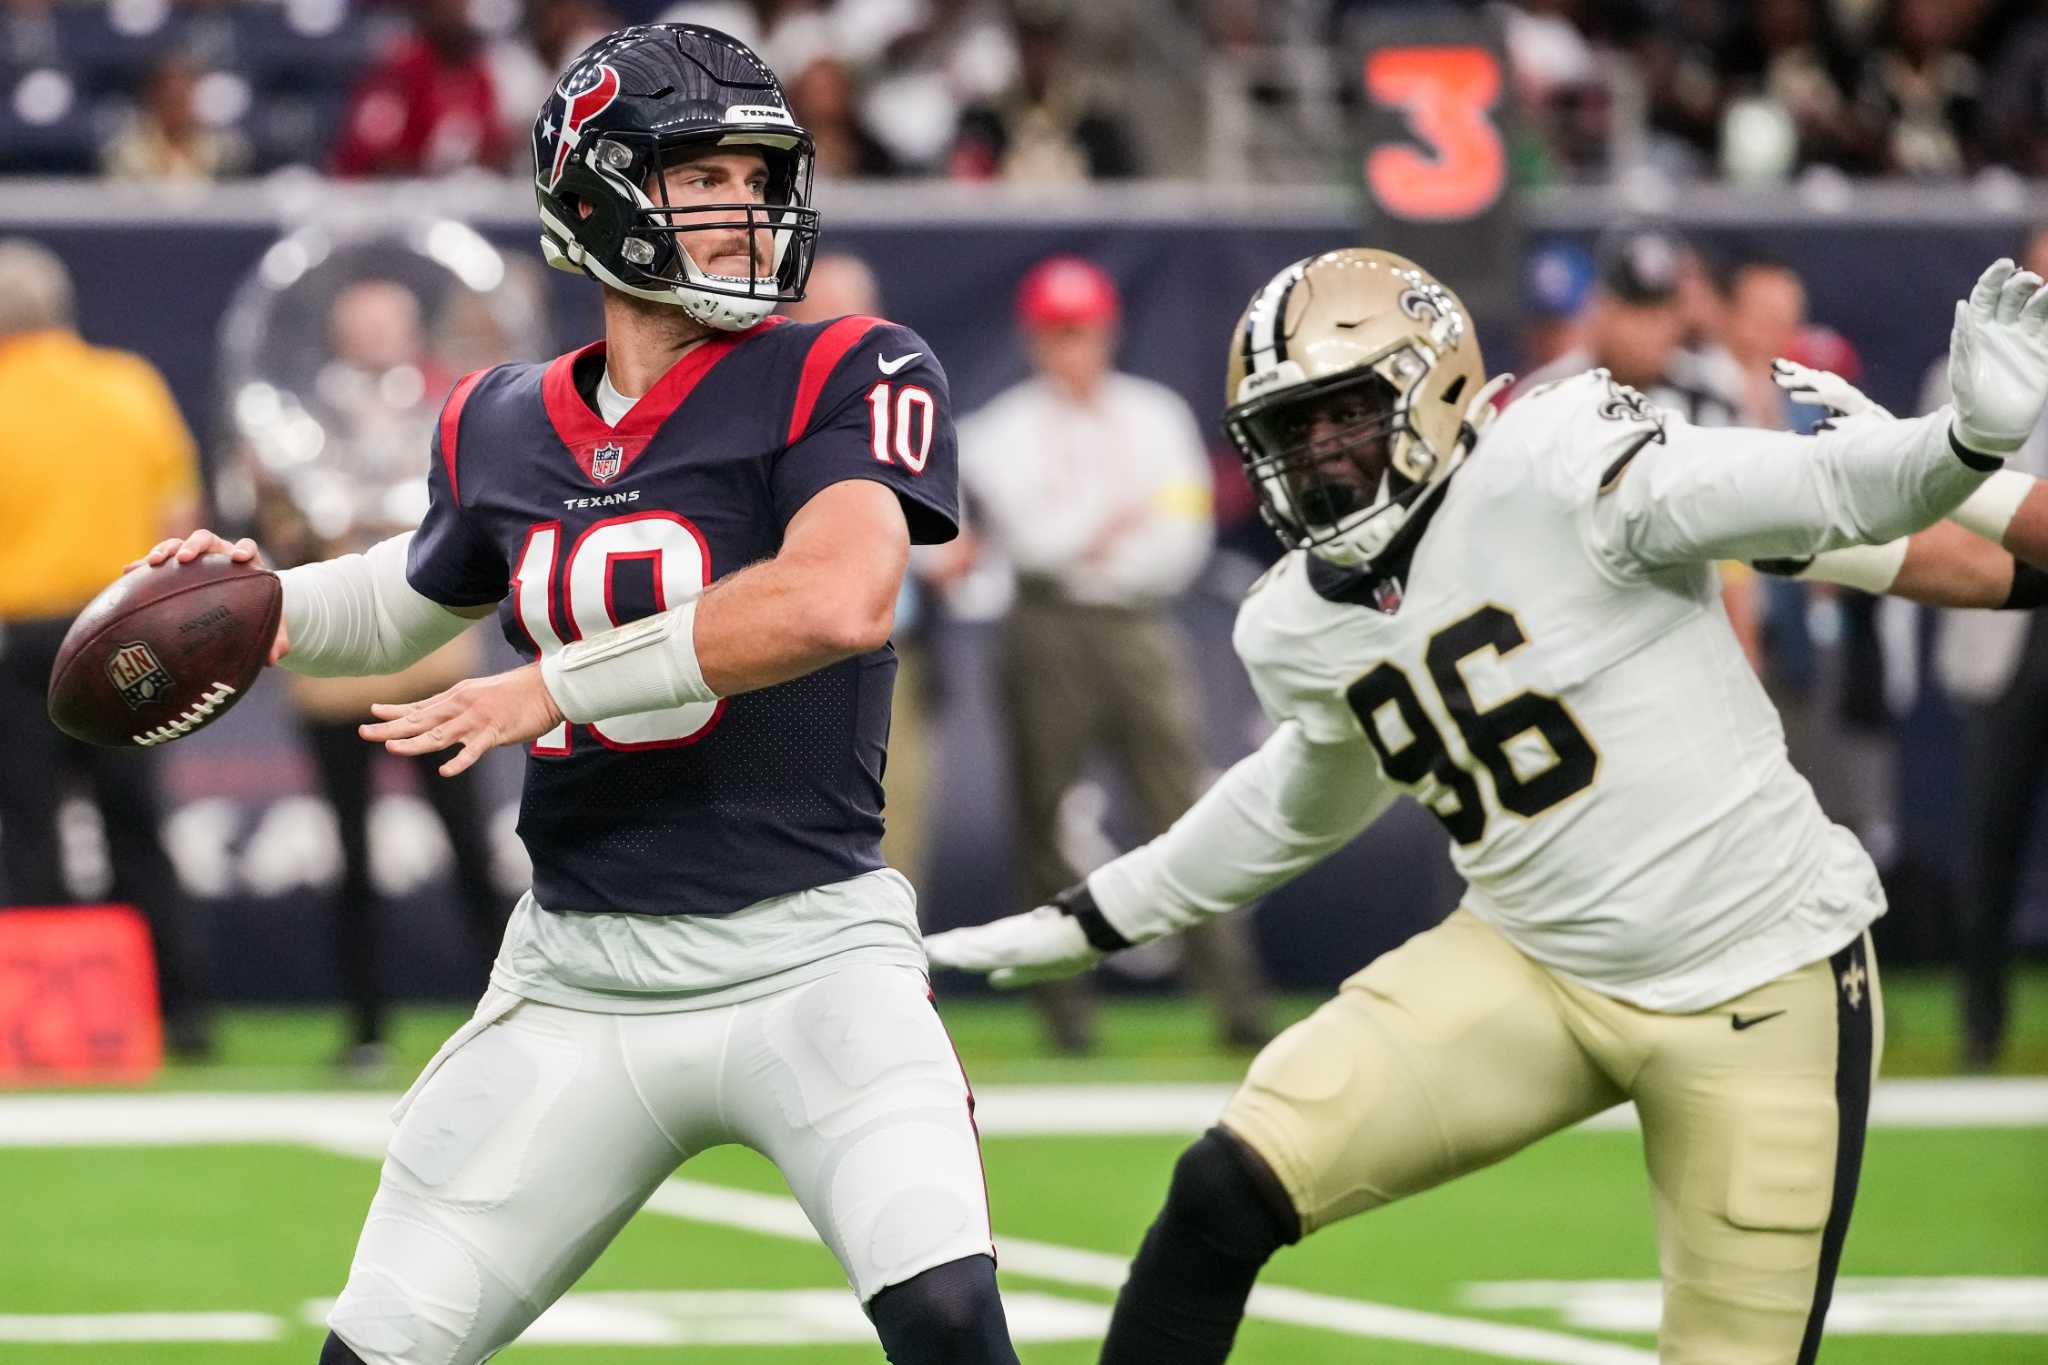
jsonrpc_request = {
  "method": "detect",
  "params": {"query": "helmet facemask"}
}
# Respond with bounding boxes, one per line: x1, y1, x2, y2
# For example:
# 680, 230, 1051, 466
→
1228, 343, 1463, 566
540, 129, 821, 331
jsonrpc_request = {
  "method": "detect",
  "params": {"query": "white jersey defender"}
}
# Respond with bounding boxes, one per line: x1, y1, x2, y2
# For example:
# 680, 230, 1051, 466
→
1232, 368, 1883, 1012
926, 248, 2048, 1363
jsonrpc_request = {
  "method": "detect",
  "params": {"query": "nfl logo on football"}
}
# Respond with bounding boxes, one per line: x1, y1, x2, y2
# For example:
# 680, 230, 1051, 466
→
105, 641, 173, 709
590, 442, 624, 484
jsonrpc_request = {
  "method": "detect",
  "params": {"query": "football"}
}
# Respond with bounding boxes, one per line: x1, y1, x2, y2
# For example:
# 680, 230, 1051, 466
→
46, 554, 281, 749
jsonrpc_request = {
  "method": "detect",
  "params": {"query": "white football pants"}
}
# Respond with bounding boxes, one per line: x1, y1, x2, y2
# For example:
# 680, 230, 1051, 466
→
325, 961, 993, 1365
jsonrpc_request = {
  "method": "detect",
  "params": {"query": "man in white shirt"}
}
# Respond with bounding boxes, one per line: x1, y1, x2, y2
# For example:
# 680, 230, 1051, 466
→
953, 255, 1271, 1053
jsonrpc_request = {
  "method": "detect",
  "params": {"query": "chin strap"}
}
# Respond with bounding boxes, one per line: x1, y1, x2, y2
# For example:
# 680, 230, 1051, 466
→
1461, 372, 1516, 445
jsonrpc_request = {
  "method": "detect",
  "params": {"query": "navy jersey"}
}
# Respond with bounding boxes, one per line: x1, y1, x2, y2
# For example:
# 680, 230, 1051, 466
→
406, 315, 959, 917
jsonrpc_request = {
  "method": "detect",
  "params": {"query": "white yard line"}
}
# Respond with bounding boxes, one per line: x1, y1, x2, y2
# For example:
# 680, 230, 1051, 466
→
0, 1313, 281, 1343
647, 1181, 1658, 1365
1463, 1278, 2048, 1336
1, 1077, 2043, 1146
303, 1290, 1111, 1345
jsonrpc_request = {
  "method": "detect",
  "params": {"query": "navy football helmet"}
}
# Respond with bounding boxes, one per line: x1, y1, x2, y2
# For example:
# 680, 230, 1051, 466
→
533, 24, 820, 330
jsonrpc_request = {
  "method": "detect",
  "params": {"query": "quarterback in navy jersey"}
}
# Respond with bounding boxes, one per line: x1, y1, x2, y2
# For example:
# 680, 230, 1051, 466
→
145, 23, 1019, 1365
411, 308, 956, 920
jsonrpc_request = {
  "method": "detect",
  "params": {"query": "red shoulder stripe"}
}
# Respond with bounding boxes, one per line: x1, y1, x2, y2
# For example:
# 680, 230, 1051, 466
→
786, 315, 886, 446
438, 368, 490, 505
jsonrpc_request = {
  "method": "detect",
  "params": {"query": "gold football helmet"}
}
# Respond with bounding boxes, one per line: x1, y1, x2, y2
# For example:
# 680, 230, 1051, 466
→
1224, 248, 1498, 566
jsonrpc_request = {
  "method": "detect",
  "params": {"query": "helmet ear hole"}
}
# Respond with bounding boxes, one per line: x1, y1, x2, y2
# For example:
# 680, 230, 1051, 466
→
1441, 374, 1467, 406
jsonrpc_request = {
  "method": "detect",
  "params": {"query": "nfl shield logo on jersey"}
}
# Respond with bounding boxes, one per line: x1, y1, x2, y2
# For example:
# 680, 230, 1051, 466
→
590, 442, 624, 484
105, 641, 173, 709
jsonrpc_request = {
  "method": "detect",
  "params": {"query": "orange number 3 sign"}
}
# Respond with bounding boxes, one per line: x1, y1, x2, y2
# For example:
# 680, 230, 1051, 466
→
1364, 47, 1506, 222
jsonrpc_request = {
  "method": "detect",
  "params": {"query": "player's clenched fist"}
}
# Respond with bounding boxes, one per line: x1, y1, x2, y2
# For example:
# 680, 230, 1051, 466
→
360, 663, 566, 777
1950, 257, 2048, 455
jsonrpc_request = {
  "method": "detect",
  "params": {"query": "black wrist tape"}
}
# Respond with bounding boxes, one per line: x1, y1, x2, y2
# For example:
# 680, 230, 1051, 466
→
1053, 881, 1134, 952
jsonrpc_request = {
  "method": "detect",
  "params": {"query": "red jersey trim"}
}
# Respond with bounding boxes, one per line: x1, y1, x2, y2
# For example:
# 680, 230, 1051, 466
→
540, 317, 787, 482
786, 315, 886, 446
438, 369, 489, 505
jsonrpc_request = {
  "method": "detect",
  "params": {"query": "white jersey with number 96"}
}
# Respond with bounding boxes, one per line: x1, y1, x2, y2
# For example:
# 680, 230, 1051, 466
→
1231, 371, 1891, 1012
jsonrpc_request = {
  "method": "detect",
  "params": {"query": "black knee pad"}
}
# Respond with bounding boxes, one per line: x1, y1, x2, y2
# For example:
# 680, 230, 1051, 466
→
869, 1253, 1019, 1365
318, 1332, 369, 1365
1165, 1126, 1302, 1262
1099, 1128, 1303, 1365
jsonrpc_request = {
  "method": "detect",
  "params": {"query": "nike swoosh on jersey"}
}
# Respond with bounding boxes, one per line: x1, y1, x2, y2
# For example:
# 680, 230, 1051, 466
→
877, 352, 922, 375
1730, 1010, 1787, 1031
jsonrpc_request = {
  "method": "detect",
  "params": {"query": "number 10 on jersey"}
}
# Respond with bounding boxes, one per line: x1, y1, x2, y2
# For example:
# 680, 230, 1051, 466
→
513, 510, 725, 754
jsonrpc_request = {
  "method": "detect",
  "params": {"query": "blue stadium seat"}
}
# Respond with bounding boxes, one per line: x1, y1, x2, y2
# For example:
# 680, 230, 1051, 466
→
232, 3, 379, 98
250, 88, 352, 172
52, 3, 168, 91
0, 70, 100, 173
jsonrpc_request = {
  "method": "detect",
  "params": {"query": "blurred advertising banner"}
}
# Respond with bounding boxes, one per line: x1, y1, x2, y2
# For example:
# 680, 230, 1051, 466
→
1345, 4, 1518, 321
0, 906, 162, 1086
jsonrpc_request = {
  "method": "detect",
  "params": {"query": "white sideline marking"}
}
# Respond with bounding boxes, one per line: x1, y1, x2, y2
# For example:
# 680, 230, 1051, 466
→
0, 1313, 281, 1343
0, 1076, 2042, 1149
647, 1181, 1658, 1365
304, 1290, 1108, 1345
1463, 1278, 2048, 1336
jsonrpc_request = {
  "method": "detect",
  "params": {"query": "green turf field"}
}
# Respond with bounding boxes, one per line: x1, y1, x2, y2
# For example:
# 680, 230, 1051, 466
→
2, 969, 2044, 1363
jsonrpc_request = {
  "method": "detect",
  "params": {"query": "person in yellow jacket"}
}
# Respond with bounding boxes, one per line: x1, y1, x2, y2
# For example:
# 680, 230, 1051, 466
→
0, 236, 213, 1057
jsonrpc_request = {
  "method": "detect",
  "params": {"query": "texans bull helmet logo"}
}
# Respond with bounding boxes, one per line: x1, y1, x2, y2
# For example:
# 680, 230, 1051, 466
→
539, 62, 622, 192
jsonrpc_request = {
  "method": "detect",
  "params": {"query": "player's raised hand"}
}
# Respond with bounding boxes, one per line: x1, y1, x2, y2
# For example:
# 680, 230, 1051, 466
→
361, 663, 566, 777
1950, 258, 2048, 455
1771, 358, 1891, 421
922, 903, 1104, 988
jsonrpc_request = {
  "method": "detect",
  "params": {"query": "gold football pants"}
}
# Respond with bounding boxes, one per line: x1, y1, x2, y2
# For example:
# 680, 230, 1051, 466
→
1221, 909, 1880, 1364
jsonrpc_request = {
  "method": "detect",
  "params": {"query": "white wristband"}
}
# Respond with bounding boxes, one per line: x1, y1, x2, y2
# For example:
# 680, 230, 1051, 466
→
1950, 468, 2033, 546
1793, 538, 1909, 594
538, 597, 718, 724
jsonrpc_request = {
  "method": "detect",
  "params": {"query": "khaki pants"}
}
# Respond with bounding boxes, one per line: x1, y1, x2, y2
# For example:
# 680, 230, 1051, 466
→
1223, 910, 1881, 1364
998, 584, 1270, 1048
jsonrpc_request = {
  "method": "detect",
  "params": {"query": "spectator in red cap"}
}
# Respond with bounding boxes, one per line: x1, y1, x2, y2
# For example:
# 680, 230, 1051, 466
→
947, 255, 1272, 1055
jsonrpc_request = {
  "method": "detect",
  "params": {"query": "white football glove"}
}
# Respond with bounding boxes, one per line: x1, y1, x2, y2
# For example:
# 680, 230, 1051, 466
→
1771, 358, 1891, 420
922, 883, 1131, 988
1949, 258, 2048, 456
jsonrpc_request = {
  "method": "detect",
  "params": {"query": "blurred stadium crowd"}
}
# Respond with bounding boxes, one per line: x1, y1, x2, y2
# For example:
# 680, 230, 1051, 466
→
8, 0, 2048, 184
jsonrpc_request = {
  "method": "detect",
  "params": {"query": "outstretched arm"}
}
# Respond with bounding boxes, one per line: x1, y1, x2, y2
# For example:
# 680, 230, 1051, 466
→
1773, 486, 2048, 609
132, 528, 494, 670
923, 720, 1394, 986
1595, 260, 2048, 574
1758, 362, 2048, 609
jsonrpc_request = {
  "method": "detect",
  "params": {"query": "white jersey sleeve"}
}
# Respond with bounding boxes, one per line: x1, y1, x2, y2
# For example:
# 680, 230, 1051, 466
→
1086, 715, 1394, 940
1500, 371, 1993, 574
